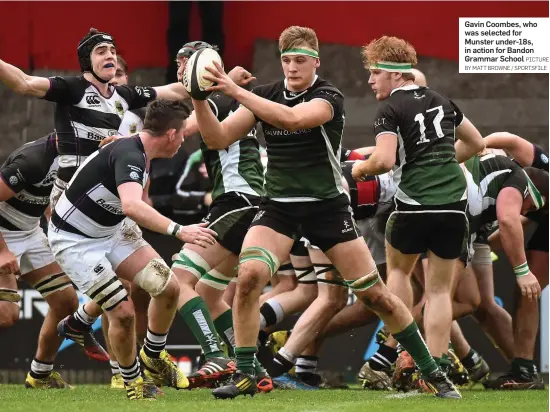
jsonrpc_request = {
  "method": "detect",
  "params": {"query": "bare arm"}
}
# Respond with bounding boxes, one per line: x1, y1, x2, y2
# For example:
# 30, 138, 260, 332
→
118, 181, 217, 246
0, 181, 19, 274
484, 132, 534, 167
183, 111, 200, 138
488, 215, 531, 251
153, 82, 190, 101
0, 59, 51, 97
455, 117, 485, 163
204, 61, 333, 132
192, 99, 256, 150
496, 187, 527, 266
351, 134, 397, 180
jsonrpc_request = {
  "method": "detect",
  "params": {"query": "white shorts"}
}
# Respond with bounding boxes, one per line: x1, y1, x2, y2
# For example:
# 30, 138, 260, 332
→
48, 218, 149, 293
0, 225, 56, 276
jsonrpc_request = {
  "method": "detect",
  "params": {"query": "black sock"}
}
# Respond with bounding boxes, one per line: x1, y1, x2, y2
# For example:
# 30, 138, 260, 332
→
271, 351, 295, 377
460, 348, 479, 370
30, 358, 53, 379
369, 343, 398, 371
143, 329, 167, 359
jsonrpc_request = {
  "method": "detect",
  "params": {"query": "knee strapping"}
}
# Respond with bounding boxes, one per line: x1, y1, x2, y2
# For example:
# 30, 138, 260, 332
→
87, 276, 128, 311
33, 273, 72, 297
295, 266, 316, 284
135, 258, 173, 297
239, 247, 280, 277
200, 269, 235, 291
0, 288, 21, 303
172, 249, 211, 279
315, 264, 346, 287
345, 268, 381, 292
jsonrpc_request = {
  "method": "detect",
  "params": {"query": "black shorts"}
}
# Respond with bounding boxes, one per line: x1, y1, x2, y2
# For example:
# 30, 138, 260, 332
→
386, 199, 468, 260
527, 214, 549, 252
202, 192, 260, 255
250, 194, 360, 252
290, 238, 309, 257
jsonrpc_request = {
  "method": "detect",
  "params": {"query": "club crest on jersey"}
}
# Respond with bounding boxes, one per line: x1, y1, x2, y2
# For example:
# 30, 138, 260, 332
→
129, 171, 140, 180
541, 153, 548, 164
129, 123, 138, 134
9, 176, 18, 185
115, 100, 124, 117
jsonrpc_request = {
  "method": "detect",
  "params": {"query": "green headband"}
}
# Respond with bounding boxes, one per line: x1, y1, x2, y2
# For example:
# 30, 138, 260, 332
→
369, 61, 414, 73
524, 171, 545, 210
281, 48, 319, 58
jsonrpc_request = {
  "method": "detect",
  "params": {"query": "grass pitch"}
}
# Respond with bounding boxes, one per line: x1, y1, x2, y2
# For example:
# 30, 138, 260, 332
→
0, 384, 548, 412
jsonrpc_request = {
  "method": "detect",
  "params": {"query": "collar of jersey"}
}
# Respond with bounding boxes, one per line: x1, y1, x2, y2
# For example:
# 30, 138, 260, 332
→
283, 75, 318, 100
390, 84, 420, 96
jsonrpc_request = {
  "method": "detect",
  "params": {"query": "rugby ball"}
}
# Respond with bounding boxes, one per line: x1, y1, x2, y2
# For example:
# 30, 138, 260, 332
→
183, 48, 223, 100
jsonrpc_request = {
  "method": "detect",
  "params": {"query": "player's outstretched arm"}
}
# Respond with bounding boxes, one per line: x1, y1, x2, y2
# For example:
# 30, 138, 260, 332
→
0, 59, 50, 97
118, 181, 217, 248
203, 61, 332, 131
484, 132, 534, 167
455, 117, 485, 163
153, 82, 190, 101
192, 99, 256, 150
351, 134, 397, 181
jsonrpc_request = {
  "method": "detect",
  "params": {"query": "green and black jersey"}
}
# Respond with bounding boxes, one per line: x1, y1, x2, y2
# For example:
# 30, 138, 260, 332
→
463, 153, 528, 235
201, 92, 264, 201
374, 85, 466, 206
251, 76, 346, 201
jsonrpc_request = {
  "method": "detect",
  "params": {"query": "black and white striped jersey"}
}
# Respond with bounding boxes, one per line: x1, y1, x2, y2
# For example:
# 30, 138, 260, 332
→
51, 136, 148, 238
41, 76, 156, 182
0, 133, 59, 231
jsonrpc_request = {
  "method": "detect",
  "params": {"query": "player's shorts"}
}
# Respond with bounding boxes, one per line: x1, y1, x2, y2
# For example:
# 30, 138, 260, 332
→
250, 194, 360, 252
290, 238, 309, 257
526, 214, 549, 253
386, 199, 468, 260
0, 225, 56, 276
48, 218, 149, 294
202, 192, 260, 255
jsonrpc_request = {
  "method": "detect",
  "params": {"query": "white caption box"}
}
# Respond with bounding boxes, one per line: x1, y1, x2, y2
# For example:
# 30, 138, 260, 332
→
459, 18, 550, 73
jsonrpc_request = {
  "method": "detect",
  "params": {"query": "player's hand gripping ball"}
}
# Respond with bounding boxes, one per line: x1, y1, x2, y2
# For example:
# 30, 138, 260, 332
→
183, 48, 223, 100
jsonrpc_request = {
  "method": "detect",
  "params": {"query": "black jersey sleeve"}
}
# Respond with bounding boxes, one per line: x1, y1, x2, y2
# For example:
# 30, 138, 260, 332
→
309, 87, 344, 121
373, 101, 399, 138
0, 155, 44, 194
42, 76, 85, 104
117, 85, 158, 110
207, 92, 236, 121
112, 146, 147, 188
449, 100, 465, 127
532, 144, 549, 172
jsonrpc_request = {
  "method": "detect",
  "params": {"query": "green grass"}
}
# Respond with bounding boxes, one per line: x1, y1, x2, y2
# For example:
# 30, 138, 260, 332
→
0, 385, 548, 412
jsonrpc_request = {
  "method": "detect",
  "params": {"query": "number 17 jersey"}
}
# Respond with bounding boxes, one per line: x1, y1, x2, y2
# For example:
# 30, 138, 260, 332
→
373, 85, 466, 206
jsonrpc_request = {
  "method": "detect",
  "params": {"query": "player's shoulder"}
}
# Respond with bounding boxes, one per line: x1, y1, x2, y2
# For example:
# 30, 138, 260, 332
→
310, 77, 344, 98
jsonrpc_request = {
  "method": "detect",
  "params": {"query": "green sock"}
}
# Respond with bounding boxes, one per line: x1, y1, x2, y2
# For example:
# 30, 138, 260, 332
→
235, 347, 256, 375
393, 321, 438, 377
179, 296, 224, 359
434, 357, 441, 367
213, 309, 235, 358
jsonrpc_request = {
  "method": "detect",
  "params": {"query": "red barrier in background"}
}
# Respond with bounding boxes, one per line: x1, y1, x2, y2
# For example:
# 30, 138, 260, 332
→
0, 1, 548, 70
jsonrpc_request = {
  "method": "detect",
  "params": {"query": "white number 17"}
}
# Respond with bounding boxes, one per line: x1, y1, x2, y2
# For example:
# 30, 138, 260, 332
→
414, 105, 444, 145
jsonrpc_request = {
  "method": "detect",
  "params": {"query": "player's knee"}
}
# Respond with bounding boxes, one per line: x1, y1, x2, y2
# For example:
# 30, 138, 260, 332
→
297, 283, 318, 305
46, 288, 79, 318
360, 287, 395, 316
237, 263, 264, 296
134, 258, 174, 298
0, 302, 19, 328
110, 300, 135, 332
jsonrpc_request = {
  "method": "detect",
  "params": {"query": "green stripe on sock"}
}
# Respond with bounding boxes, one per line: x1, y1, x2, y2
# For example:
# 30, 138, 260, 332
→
179, 296, 224, 359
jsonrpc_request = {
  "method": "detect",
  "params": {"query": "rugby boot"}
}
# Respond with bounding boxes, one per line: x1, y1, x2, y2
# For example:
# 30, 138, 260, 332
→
57, 316, 109, 362
25, 371, 73, 389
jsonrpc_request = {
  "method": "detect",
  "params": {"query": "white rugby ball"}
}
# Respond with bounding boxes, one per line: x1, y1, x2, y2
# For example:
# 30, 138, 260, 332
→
183, 48, 223, 100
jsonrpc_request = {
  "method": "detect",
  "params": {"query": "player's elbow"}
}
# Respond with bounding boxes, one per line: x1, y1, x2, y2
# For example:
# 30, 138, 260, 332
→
121, 198, 141, 219
204, 139, 226, 151
374, 156, 395, 173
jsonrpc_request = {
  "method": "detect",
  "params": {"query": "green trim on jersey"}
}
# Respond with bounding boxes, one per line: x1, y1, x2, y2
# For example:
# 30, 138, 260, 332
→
201, 137, 264, 201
